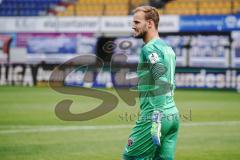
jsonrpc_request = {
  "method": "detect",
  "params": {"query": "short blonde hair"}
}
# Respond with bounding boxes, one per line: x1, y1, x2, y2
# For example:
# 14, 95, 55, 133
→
132, 6, 159, 29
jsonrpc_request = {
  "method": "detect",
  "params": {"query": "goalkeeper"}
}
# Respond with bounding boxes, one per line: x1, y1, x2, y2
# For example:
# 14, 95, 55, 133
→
122, 6, 179, 160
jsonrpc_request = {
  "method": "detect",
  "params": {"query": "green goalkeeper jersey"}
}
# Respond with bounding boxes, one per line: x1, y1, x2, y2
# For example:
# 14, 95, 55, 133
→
137, 38, 176, 116
123, 38, 179, 159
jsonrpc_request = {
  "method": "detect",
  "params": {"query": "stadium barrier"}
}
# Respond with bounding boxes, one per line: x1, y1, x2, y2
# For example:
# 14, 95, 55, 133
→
0, 64, 240, 90
0, 14, 240, 33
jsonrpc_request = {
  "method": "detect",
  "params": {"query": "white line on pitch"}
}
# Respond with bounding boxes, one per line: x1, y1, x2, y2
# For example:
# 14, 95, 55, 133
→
0, 121, 239, 134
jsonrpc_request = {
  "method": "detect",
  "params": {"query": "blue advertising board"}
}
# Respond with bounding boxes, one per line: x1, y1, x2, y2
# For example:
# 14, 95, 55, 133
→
180, 14, 240, 32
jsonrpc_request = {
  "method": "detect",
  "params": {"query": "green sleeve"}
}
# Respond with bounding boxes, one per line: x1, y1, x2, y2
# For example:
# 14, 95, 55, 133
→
142, 47, 172, 110
142, 48, 167, 82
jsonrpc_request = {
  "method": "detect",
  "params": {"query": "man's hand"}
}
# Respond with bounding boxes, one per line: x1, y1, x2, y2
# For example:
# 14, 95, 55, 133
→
151, 111, 162, 146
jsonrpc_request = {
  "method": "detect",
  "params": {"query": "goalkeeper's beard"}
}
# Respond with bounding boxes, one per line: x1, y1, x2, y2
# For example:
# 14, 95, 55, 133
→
133, 27, 148, 39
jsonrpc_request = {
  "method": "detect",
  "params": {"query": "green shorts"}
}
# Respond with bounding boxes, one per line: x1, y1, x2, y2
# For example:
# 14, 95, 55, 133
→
122, 107, 179, 160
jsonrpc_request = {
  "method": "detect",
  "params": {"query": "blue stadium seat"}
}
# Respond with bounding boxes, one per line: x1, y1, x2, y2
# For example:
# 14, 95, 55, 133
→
0, 0, 60, 16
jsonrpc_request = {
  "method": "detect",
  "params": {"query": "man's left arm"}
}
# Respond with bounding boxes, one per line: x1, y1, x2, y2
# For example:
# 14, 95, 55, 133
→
145, 50, 167, 146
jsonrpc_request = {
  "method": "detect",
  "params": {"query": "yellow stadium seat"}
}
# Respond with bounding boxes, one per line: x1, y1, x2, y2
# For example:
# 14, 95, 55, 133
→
105, 4, 128, 16
58, 0, 238, 16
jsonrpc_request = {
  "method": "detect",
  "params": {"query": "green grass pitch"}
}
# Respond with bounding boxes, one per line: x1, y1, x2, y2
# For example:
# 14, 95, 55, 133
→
0, 86, 240, 160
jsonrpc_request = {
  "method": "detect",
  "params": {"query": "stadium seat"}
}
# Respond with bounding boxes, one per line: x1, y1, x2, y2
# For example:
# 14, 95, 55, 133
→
233, 0, 240, 13
104, 4, 129, 16
0, 0, 60, 16
1, 0, 238, 16
164, 0, 235, 15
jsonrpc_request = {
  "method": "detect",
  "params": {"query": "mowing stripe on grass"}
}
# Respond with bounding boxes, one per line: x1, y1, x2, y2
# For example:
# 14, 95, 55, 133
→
0, 121, 240, 134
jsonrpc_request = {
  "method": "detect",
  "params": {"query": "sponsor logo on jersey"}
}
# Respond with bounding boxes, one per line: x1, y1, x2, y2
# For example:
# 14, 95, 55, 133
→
127, 138, 133, 147
148, 52, 159, 64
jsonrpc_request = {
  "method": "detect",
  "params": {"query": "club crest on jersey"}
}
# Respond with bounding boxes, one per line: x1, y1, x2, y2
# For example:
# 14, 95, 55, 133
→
148, 52, 159, 64
127, 138, 133, 147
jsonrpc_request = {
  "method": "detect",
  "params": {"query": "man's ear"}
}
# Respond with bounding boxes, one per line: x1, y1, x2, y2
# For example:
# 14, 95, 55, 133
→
147, 20, 154, 29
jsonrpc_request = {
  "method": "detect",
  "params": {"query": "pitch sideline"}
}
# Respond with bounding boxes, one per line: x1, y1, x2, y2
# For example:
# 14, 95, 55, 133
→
0, 121, 240, 134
